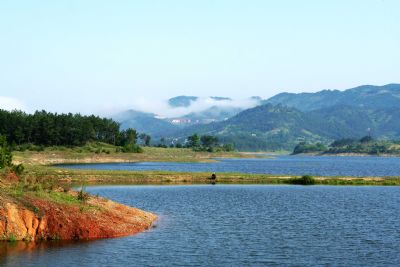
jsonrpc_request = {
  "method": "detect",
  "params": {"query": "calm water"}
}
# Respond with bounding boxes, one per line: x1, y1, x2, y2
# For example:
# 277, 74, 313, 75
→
2, 185, 400, 266
61, 155, 400, 177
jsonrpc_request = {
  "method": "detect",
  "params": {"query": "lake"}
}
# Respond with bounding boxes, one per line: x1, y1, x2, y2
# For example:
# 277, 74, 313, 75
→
2, 185, 400, 266
60, 155, 400, 177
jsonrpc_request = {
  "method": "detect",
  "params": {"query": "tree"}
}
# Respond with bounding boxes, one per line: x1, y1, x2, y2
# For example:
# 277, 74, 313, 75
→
222, 143, 234, 152
200, 135, 219, 148
0, 135, 12, 169
330, 138, 357, 147
139, 133, 151, 146
0, 109, 126, 147
144, 135, 151, 146
187, 134, 200, 148
360, 135, 373, 143
292, 142, 327, 154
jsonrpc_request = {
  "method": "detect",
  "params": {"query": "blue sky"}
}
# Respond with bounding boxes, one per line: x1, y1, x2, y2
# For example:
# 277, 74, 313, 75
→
0, 0, 399, 114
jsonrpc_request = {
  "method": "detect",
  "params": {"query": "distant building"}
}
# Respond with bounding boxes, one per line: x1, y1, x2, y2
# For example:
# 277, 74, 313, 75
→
170, 118, 192, 124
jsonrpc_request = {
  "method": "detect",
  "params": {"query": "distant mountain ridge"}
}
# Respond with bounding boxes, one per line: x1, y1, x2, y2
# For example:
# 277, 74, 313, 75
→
165, 84, 400, 150
264, 83, 400, 111
113, 84, 400, 151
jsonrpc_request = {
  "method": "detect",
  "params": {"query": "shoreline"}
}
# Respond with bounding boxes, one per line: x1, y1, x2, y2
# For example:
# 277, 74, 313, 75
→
1, 148, 251, 242
3, 148, 400, 242
15, 148, 400, 187
293, 152, 400, 157
0, 190, 157, 242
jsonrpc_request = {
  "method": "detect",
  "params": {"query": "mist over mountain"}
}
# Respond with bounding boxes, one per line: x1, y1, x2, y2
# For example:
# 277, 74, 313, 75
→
114, 96, 262, 136
112, 109, 180, 137
168, 96, 199, 108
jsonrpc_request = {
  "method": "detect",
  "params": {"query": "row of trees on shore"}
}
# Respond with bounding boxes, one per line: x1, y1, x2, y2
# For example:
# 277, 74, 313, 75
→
0, 109, 140, 151
292, 136, 400, 155
186, 134, 234, 152
0, 109, 230, 153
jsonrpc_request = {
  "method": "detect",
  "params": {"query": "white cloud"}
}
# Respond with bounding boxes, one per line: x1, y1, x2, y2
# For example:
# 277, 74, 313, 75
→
128, 96, 261, 118
0, 96, 27, 111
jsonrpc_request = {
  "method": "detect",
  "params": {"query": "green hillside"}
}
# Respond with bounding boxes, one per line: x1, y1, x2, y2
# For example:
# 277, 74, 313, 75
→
264, 84, 400, 111
169, 103, 400, 151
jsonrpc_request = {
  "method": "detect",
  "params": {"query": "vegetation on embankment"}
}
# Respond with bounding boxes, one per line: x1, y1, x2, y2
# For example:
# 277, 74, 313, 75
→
12, 143, 254, 166
11, 144, 400, 186
293, 136, 400, 156
0, 168, 157, 241
31, 167, 400, 186
0, 138, 158, 242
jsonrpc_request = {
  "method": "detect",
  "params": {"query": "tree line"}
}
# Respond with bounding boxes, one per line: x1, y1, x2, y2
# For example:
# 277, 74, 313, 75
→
292, 136, 400, 155
0, 109, 140, 150
186, 134, 234, 152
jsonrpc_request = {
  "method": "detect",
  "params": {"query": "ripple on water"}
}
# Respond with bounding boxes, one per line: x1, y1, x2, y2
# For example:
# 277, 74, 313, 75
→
1, 185, 400, 266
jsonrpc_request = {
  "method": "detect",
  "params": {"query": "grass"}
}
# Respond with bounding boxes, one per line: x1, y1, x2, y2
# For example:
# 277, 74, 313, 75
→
12, 144, 254, 167
7, 144, 400, 187
31, 190, 81, 205
20, 165, 400, 186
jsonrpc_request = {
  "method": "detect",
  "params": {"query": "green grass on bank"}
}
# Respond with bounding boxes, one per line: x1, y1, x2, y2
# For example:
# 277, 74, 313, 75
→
12, 143, 255, 166
14, 163, 400, 186
7, 145, 400, 187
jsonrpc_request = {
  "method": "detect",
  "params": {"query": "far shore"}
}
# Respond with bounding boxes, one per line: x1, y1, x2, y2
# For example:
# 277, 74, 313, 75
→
293, 152, 400, 157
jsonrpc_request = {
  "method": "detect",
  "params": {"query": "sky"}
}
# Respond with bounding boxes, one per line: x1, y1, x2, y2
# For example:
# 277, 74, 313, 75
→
0, 0, 399, 115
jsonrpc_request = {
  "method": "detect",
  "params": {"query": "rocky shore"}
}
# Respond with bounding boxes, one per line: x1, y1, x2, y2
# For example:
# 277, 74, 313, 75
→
0, 189, 156, 241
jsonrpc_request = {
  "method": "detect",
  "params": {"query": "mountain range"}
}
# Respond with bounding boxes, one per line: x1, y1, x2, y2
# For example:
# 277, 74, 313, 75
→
114, 96, 261, 137
113, 84, 400, 151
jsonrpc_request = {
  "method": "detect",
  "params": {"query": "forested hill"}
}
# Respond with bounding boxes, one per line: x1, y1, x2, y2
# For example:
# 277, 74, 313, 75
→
169, 104, 333, 151
169, 103, 400, 151
263, 83, 400, 111
0, 110, 139, 148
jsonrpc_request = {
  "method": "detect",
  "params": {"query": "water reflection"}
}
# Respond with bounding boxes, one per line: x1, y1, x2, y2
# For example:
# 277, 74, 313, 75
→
0, 239, 97, 262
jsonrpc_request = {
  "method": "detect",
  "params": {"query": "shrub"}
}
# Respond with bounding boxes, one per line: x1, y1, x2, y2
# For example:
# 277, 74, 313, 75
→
122, 144, 143, 153
288, 175, 316, 185
11, 164, 24, 175
33, 145, 45, 152
77, 187, 90, 202
8, 234, 16, 242
293, 142, 327, 154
